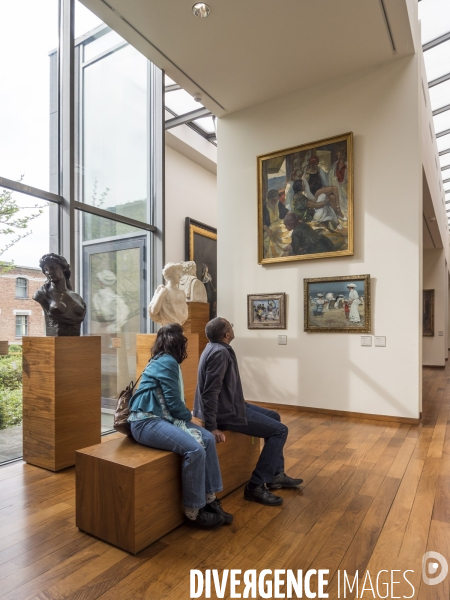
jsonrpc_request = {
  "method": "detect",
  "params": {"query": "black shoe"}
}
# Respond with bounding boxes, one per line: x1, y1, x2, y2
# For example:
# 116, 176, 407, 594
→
204, 498, 233, 523
244, 483, 283, 506
267, 472, 303, 490
184, 508, 224, 529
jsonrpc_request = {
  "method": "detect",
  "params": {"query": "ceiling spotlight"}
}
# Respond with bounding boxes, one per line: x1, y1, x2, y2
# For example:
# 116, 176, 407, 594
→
429, 217, 436, 222
193, 93, 202, 102
192, 2, 210, 18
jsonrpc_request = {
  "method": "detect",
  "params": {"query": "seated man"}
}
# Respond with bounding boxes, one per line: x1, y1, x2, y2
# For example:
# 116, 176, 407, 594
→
193, 317, 303, 506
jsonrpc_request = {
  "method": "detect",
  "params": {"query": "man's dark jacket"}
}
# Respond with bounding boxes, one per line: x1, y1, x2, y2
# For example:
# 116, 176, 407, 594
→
193, 342, 247, 431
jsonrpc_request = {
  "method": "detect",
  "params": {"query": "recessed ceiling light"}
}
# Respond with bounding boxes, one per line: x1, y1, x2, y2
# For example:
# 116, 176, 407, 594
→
192, 2, 210, 18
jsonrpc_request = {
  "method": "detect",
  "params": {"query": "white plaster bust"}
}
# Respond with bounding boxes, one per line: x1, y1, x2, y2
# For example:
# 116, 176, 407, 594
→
148, 262, 189, 326
179, 261, 208, 303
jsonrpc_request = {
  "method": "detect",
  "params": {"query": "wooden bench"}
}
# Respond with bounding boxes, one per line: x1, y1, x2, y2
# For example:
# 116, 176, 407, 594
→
76, 430, 260, 554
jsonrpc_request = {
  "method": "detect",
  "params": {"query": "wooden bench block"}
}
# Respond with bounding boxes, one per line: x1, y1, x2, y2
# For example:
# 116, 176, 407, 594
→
22, 336, 101, 471
76, 430, 260, 554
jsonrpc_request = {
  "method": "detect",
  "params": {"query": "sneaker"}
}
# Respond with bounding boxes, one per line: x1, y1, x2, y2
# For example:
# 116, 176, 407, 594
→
267, 472, 303, 490
204, 498, 233, 523
184, 508, 224, 529
244, 483, 283, 506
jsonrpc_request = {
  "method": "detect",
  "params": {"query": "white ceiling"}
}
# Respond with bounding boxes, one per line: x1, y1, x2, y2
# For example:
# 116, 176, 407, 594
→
82, 0, 415, 117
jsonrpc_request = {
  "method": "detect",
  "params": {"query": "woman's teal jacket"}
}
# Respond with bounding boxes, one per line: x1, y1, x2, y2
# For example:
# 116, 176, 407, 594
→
129, 353, 191, 421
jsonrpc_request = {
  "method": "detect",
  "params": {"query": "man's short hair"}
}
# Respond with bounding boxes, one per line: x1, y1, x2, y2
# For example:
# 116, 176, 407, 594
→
205, 317, 229, 342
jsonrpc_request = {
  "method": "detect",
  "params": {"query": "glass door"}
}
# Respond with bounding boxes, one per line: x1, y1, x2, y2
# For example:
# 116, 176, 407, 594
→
82, 236, 147, 431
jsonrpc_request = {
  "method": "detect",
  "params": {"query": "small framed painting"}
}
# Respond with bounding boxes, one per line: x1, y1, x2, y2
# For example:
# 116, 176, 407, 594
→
248, 293, 286, 329
304, 275, 371, 333
423, 289, 434, 337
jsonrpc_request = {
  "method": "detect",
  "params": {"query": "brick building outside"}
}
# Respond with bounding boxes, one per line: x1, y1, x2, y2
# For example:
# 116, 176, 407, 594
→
0, 266, 46, 344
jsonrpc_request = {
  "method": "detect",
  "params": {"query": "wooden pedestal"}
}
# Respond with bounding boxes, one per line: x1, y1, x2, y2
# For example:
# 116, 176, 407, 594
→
184, 302, 209, 354
136, 333, 201, 410
76, 430, 260, 553
0, 341, 8, 355
22, 336, 101, 471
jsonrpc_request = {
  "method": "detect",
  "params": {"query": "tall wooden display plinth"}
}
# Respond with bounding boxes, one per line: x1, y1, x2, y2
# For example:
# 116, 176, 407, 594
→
22, 336, 101, 471
136, 301, 209, 410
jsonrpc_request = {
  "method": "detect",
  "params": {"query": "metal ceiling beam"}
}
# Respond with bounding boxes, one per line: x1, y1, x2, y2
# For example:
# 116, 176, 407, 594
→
423, 30, 450, 52
440, 148, 450, 156
443, 178, 450, 183
165, 107, 211, 130
429, 72, 450, 88
433, 104, 450, 116
165, 84, 181, 92
436, 127, 450, 138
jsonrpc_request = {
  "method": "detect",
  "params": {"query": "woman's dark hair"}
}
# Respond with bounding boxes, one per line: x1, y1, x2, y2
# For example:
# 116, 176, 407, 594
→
205, 317, 229, 342
39, 253, 73, 290
151, 323, 188, 364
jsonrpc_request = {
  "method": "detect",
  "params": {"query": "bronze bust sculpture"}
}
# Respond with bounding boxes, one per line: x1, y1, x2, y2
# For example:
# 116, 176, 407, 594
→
33, 253, 86, 336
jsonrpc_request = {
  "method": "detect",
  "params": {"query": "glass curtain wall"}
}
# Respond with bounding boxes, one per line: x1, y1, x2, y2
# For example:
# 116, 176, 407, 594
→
0, 1, 60, 463
0, 0, 163, 462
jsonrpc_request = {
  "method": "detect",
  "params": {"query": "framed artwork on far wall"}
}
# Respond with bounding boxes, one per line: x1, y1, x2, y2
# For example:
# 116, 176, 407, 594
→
248, 293, 286, 329
257, 132, 353, 265
185, 218, 217, 319
304, 274, 371, 333
423, 289, 435, 337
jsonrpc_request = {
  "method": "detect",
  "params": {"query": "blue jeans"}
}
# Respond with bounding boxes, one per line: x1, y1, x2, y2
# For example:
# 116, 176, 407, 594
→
221, 403, 287, 486
130, 418, 223, 510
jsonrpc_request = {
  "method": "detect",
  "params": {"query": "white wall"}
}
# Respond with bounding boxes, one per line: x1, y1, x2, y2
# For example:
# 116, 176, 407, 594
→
423, 249, 447, 366
165, 144, 217, 264
217, 56, 422, 419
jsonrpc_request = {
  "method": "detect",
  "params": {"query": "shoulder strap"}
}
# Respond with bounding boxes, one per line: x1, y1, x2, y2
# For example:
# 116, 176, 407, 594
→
131, 357, 152, 392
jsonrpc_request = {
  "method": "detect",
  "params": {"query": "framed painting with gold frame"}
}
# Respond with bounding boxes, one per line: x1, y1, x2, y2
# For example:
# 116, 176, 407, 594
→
257, 132, 353, 265
304, 274, 370, 333
185, 218, 217, 319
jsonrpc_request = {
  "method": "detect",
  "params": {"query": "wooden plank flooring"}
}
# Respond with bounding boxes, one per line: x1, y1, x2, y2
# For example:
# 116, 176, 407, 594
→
0, 366, 449, 598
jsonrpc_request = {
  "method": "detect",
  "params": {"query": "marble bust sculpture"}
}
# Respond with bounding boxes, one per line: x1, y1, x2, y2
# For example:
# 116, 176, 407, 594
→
33, 253, 86, 336
179, 261, 208, 303
148, 262, 189, 326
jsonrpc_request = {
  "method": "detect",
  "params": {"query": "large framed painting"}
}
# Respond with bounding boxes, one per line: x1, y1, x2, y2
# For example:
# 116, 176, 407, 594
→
247, 293, 286, 329
304, 274, 370, 333
257, 132, 353, 265
423, 289, 434, 337
185, 218, 217, 319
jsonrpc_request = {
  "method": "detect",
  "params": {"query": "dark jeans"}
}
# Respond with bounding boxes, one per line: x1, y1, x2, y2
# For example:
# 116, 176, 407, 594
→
220, 403, 288, 486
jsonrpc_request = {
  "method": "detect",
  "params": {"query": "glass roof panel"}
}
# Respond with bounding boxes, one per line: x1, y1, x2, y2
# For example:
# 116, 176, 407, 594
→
194, 116, 215, 135
445, 181, 450, 191
433, 108, 450, 134
419, 0, 450, 44
164, 74, 176, 86
165, 88, 202, 115
429, 79, 450, 110
440, 153, 450, 168
437, 132, 450, 151
423, 38, 450, 82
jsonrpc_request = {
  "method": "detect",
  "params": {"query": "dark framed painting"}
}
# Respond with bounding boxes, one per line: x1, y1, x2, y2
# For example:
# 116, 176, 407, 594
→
304, 274, 371, 333
185, 218, 217, 319
257, 132, 353, 265
423, 289, 435, 337
247, 293, 286, 329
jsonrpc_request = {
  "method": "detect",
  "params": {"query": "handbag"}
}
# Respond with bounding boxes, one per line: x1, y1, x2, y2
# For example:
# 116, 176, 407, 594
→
114, 374, 143, 437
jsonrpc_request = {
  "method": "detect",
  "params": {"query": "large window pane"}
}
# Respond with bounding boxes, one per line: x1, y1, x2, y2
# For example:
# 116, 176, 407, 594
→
0, 1, 58, 192
76, 3, 152, 224
429, 79, 450, 111
76, 210, 149, 432
419, 0, 450, 45
423, 39, 450, 83
0, 189, 51, 462
433, 109, 450, 134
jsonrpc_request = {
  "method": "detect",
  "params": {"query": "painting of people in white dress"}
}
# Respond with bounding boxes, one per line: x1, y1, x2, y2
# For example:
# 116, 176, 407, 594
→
304, 275, 371, 333
258, 133, 353, 265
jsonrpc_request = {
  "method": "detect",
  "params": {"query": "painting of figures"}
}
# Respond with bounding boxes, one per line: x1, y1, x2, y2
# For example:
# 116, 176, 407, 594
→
257, 132, 353, 264
304, 275, 370, 333
423, 289, 434, 336
185, 218, 217, 319
248, 293, 286, 329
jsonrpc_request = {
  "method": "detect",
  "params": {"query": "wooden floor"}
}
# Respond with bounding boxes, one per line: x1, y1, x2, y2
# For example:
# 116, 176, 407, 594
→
0, 366, 449, 599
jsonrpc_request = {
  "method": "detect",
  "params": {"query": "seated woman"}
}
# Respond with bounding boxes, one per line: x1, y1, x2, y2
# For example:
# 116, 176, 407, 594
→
129, 323, 232, 529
